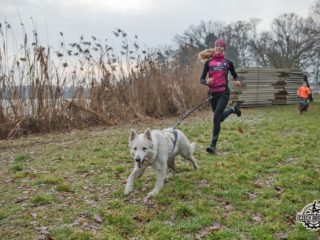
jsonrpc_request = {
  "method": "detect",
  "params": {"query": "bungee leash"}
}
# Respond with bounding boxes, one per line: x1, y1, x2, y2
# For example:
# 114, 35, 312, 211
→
172, 96, 212, 129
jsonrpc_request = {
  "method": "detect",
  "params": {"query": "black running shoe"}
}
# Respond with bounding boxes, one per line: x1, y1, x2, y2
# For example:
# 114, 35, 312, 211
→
233, 102, 242, 117
206, 146, 216, 154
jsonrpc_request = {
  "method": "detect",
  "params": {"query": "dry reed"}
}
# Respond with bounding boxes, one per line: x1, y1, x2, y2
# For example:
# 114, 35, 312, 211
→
0, 22, 207, 139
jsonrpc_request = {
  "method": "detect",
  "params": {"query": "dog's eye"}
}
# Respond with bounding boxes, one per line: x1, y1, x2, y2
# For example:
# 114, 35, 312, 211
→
142, 147, 147, 151
134, 147, 137, 151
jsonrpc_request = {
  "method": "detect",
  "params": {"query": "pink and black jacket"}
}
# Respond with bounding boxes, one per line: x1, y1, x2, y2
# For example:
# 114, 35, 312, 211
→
200, 54, 239, 93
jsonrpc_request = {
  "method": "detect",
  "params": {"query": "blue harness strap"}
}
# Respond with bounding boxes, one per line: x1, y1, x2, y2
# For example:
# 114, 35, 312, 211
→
169, 126, 178, 152
172, 127, 178, 151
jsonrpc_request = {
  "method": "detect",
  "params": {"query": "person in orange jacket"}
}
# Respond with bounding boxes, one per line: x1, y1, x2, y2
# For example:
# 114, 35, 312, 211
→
297, 81, 312, 114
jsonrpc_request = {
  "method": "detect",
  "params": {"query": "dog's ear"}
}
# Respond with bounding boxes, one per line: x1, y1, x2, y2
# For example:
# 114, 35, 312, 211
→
129, 129, 138, 142
144, 128, 152, 141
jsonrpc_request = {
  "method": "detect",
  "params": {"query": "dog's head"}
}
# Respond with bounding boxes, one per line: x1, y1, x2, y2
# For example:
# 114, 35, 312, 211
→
129, 128, 154, 168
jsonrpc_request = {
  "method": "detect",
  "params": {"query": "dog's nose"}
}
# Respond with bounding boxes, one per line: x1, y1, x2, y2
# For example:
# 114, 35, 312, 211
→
135, 157, 141, 162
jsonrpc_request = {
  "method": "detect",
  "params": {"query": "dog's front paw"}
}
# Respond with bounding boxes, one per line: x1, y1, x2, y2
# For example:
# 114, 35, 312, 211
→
124, 186, 133, 196
124, 191, 131, 196
146, 190, 157, 199
144, 196, 152, 204
144, 192, 156, 203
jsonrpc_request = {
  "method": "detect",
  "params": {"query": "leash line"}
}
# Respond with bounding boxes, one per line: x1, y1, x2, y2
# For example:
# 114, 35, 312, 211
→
172, 96, 212, 129
168, 96, 212, 152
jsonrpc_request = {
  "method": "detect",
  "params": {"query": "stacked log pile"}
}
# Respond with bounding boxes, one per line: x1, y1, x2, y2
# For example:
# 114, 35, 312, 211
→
230, 68, 304, 107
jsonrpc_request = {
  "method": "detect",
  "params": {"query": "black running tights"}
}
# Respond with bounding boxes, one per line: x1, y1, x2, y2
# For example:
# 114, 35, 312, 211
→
209, 91, 234, 147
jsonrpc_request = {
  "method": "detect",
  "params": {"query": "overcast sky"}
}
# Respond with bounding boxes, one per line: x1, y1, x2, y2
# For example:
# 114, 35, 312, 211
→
0, 0, 316, 50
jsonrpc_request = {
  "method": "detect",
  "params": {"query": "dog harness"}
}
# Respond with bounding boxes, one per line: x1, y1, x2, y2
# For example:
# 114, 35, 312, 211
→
171, 128, 178, 151
164, 127, 178, 152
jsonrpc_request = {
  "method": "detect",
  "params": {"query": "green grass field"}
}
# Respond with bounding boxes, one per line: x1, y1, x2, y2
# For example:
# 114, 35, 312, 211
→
1, 100, 320, 239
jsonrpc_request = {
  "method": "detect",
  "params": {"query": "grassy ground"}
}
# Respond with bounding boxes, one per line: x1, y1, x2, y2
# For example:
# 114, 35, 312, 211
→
1, 99, 320, 240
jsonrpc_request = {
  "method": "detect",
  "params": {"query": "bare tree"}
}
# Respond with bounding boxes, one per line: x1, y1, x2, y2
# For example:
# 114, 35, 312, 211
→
223, 19, 261, 67
174, 20, 256, 67
173, 21, 227, 66
250, 13, 318, 69
309, 0, 320, 83
174, 21, 225, 50
250, 32, 274, 67
311, 0, 320, 21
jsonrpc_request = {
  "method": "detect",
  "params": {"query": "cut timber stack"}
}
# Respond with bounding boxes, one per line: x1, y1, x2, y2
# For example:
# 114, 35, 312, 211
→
230, 67, 304, 107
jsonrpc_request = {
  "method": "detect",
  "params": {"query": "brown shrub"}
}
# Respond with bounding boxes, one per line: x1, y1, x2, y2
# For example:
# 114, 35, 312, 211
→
0, 24, 208, 139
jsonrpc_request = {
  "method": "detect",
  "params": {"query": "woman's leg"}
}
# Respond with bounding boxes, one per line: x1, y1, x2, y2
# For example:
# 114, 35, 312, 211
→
210, 93, 229, 148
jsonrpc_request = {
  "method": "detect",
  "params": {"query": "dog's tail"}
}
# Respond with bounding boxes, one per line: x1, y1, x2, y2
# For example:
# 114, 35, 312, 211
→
190, 142, 196, 153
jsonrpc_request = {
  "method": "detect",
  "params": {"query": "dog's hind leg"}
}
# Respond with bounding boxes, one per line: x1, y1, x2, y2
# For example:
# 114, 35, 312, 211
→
167, 158, 177, 175
181, 152, 199, 170
124, 166, 147, 195
187, 156, 199, 170
181, 142, 199, 170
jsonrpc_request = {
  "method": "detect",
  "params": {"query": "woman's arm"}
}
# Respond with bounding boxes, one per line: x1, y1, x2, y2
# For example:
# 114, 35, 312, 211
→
200, 60, 210, 85
228, 61, 239, 81
228, 60, 241, 87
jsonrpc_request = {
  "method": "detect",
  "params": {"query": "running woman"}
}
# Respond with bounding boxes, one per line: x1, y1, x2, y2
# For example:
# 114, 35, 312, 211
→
199, 39, 242, 154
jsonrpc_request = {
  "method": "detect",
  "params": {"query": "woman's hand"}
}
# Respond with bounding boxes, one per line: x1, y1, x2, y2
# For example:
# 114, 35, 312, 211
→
235, 80, 241, 87
207, 78, 214, 84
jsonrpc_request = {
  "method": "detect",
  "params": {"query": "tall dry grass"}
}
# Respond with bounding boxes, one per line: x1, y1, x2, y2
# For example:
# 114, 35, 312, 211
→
0, 22, 207, 139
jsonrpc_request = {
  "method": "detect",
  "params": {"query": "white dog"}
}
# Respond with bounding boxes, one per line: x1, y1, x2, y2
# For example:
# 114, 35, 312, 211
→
124, 127, 199, 199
